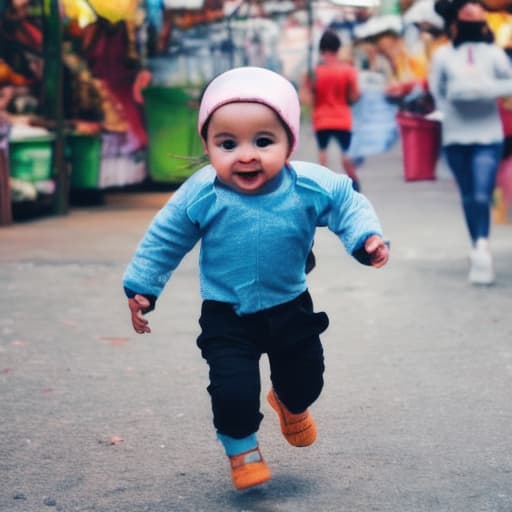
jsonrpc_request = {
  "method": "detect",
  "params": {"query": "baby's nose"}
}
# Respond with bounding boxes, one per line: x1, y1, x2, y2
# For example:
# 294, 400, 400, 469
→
237, 143, 258, 162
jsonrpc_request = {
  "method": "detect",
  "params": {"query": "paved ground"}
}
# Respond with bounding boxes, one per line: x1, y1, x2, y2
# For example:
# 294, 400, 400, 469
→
1, 127, 512, 512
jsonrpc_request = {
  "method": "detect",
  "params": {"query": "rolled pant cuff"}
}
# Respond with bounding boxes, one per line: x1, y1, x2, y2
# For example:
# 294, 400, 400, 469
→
217, 432, 258, 456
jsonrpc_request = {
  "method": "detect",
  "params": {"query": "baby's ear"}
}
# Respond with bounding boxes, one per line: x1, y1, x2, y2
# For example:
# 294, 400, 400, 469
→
201, 139, 209, 154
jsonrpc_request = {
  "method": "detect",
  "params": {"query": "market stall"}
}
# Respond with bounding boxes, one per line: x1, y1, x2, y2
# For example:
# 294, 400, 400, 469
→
0, 0, 151, 222
0, 0, 61, 220
62, 0, 150, 196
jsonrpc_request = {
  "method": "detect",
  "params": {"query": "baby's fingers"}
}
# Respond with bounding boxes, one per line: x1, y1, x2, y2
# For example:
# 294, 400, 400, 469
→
128, 295, 150, 313
365, 235, 382, 254
128, 297, 152, 334
134, 294, 151, 310
371, 245, 389, 268
131, 312, 151, 334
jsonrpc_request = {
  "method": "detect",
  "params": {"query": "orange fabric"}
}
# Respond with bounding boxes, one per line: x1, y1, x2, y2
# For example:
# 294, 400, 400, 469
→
312, 62, 358, 131
394, 53, 428, 82
0, 61, 30, 86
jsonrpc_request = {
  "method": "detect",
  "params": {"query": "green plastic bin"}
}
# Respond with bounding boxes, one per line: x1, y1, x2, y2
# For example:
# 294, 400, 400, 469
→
67, 133, 102, 189
143, 86, 204, 184
9, 135, 55, 182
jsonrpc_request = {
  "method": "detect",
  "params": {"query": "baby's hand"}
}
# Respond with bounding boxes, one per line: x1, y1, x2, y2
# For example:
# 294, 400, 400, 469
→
128, 294, 152, 334
365, 235, 389, 268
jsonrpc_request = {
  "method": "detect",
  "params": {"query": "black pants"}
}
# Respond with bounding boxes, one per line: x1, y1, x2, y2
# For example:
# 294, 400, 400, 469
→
196, 290, 329, 439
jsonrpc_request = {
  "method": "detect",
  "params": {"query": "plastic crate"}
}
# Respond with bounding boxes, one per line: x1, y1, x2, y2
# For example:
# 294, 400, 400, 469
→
9, 135, 55, 182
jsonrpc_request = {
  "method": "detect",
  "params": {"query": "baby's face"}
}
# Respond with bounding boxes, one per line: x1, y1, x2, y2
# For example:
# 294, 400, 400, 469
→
203, 102, 290, 194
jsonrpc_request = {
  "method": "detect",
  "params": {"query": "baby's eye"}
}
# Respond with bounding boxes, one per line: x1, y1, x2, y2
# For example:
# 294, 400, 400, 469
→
255, 137, 274, 148
220, 140, 236, 150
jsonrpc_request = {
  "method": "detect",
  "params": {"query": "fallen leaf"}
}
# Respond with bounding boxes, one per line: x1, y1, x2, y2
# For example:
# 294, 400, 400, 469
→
98, 337, 129, 346
60, 319, 78, 327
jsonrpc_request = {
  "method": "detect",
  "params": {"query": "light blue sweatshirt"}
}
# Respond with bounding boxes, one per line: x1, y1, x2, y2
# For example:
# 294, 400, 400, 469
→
123, 161, 383, 315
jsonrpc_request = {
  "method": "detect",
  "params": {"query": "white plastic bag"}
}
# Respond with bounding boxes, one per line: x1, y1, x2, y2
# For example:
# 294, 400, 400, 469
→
347, 71, 399, 159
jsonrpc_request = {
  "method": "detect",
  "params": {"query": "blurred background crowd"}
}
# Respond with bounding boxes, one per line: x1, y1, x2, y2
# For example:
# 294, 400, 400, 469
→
1, 0, 512, 226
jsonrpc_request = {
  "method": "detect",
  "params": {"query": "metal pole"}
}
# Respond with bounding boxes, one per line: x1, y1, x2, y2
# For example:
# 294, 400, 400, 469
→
307, 0, 314, 77
0, 119, 12, 226
226, 0, 246, 68
41, 0, 68, 215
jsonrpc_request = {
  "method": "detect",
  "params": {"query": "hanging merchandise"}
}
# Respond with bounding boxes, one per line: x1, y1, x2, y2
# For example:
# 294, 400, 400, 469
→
480, 0, 512, 10
0, 60, 31, 86
86, 0, 139, 23
486, 12, 512, 48
61, 0, 96, 27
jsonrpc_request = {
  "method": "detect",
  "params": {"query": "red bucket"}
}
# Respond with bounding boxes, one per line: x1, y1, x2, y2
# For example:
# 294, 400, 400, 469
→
397, 112, 441, 181
498, 101, 512, 137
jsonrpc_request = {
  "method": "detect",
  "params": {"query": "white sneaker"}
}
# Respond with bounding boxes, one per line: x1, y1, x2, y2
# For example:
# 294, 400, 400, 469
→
468, 239, 495, 285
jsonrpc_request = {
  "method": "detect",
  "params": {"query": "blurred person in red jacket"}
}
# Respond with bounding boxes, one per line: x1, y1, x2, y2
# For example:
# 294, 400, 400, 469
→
300, 30, 361, 191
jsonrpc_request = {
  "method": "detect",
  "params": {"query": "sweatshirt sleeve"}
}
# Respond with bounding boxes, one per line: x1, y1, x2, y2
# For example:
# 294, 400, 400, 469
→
325, 175, 384, 259
294, 162, 384, 261
493, 45, 512, 79
490, 46, 512, 97
122, 181, 202, 298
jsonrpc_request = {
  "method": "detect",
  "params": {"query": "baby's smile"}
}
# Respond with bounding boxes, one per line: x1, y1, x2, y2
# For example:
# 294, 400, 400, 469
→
235, 169, 260, 175
234, 170, 262, 181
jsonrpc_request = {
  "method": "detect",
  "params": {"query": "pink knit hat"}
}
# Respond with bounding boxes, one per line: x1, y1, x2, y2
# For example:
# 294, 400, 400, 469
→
198, 66, 300, 155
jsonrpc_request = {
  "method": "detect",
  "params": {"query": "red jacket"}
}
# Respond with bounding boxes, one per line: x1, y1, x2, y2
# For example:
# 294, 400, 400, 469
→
312, 62, 358, 131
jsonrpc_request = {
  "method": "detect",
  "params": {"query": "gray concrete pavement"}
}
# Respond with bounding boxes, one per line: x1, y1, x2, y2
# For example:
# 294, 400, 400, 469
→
1, 125, 512, 512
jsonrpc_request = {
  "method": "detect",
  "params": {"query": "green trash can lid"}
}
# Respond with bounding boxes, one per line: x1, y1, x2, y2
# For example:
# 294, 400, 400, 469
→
10, 134, 56, 144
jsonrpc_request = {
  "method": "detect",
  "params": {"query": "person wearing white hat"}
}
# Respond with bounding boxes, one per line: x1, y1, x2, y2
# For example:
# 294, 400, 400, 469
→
123, 66, 389, 491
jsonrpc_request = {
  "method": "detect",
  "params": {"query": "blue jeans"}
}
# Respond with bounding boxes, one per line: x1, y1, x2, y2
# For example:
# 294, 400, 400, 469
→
444, 143, 503, 243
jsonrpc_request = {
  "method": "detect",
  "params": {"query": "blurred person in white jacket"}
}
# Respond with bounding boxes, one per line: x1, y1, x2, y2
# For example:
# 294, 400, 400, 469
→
429, 0, 512, 285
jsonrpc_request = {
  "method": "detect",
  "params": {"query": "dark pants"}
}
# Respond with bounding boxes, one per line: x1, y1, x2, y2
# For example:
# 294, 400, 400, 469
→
196, 291, 329, 439
314, 129, 352, 152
